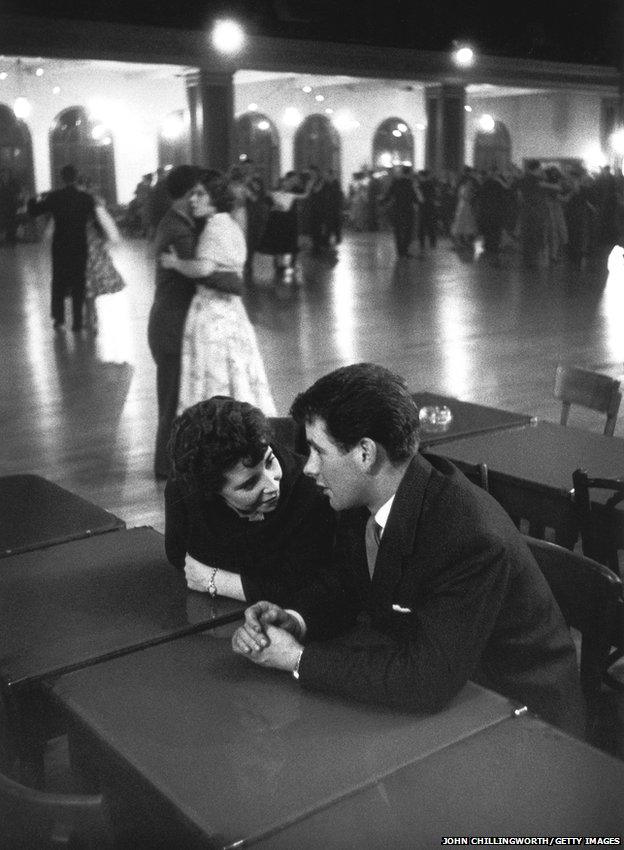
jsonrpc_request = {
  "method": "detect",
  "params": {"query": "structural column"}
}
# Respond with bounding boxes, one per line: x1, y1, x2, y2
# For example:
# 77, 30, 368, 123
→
424, 84, 466, 176
185, 69, 234, 171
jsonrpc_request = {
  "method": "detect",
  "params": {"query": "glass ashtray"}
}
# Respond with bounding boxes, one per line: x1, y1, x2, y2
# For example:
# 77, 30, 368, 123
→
418, 405, 453, 433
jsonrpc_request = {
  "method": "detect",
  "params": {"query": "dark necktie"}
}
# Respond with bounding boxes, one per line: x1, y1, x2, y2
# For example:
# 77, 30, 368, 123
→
365, 513, 382, 579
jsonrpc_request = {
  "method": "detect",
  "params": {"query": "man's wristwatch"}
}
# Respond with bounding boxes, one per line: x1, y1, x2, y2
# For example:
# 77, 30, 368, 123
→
207, 567, 218, 598
292, 649, 304, 681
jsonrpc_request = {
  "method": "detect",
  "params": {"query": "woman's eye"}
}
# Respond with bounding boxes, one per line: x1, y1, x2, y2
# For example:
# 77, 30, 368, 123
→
265, 454, 275, 469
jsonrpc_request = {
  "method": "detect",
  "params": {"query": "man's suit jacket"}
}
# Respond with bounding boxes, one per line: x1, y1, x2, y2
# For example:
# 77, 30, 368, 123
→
297, 453, 585, 736
28, 186, 94, 287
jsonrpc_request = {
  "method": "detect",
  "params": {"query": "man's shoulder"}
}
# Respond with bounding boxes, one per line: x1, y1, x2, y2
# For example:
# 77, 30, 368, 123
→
155, 208, 193, 243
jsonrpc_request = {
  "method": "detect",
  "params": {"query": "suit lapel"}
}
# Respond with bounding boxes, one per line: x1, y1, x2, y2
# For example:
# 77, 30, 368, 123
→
371, 454, 433, 599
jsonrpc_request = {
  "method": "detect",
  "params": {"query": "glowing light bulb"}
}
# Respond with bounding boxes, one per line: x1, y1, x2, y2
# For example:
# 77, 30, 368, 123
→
13, 97, 31, 119
283, 107, 303, 127
478, 113, 495, 133
454, 46, 475, 67
211, 19, 245, 54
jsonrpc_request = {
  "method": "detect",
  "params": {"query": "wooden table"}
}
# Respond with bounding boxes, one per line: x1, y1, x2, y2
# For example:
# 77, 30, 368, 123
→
0, 526, 244, 782
0, 527, 244, 692
50, 629, 517, 848
0, 474, 125, 557
427, 421, 624, 544
411, 391, 533, 448
248, 715, 624, 846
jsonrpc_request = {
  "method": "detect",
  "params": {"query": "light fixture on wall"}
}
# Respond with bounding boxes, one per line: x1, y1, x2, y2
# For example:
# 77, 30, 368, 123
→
13, 96, 32, 119
210, 19, 245, 54
283, 106, 303, 128
13, 59, 32, 120
0, 57, 59, 119
478, 113, 496, 133
452, 41, 476, 68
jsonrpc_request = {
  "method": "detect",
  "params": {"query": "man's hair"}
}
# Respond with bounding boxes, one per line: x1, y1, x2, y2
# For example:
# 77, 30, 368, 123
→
168, 396, 271, 495
165, 165, 201, 200
290, 363, 419, 461
60, 164, 77, 184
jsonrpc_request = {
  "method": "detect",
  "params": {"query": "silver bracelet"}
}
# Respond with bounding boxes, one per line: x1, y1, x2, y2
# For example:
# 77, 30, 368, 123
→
207, 567, 218, 598
292, 649, 304, 681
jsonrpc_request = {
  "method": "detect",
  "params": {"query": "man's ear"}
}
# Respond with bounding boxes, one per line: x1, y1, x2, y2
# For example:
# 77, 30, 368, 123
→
357, 437, 378, 471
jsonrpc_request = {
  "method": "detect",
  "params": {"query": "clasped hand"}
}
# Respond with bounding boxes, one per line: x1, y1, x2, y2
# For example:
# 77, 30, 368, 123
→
231, 601, 303, 672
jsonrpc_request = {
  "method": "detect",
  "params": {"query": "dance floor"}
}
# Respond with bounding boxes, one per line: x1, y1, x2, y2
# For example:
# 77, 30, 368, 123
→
1, 231, 622, 532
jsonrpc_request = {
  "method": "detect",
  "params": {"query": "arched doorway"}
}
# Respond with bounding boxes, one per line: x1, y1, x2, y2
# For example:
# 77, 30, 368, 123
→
158, 109, 191, 168
0, 104, 34, 196
473, 120, 511, 173
372, 117, 414, 169
235, 112, 280, 187
50, 106, 117, 204
293, 114, 340, 178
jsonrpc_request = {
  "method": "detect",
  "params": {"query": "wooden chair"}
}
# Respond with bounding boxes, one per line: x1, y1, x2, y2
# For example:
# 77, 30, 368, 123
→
554, 364, 621, 436
452, 459, 578, 547
0, 768, 113, 849
524, 535, 624, 745
572, 468, 624, 577
458, 461, 490, 492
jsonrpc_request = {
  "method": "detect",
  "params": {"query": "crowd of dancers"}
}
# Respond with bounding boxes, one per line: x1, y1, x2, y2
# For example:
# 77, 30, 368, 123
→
348, 160, 624, 267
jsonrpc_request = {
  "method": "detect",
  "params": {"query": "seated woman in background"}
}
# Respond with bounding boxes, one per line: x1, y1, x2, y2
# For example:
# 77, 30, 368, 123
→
165, 396, 335, 606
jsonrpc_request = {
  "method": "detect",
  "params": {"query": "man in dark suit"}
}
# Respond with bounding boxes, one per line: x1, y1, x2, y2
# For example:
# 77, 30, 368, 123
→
28, 164, 95, 331
232, 363, 585, 737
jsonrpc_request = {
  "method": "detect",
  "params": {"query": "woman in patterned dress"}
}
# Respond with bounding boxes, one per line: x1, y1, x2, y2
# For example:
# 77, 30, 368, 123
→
160, 174, 276, 416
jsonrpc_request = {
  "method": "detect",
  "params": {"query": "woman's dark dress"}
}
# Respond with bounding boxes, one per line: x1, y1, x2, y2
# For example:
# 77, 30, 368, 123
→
165, 443, 335, 606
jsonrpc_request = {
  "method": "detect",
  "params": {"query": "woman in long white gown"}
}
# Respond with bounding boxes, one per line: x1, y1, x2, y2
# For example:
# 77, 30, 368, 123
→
161, 175, 276, 416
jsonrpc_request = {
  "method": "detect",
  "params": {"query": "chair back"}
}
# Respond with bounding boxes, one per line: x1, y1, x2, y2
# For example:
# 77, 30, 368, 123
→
458, 461, 490, 492
554, 364, 621, 436
452, 459, 577, 547
524, 535, 623, 701
572, 468, 624, 576
0, 769, 113, 849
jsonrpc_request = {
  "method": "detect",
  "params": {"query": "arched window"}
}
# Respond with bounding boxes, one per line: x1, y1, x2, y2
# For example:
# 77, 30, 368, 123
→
473, 120, 511, 174
0, 104, 34, 196
372, 118, 414, 169
235, 112, 280, 187
158, 109, 191, 169
294, 114, 340, 179
50, 106, 117, 204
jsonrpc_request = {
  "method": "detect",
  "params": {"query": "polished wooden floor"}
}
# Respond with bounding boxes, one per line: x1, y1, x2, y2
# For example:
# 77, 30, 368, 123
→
1, 231, 623, 535
3, 231, 624, 772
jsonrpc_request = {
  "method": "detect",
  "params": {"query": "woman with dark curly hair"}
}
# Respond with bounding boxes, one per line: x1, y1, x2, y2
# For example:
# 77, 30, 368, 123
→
161, 172, 275, 414
165, 396, 336, 606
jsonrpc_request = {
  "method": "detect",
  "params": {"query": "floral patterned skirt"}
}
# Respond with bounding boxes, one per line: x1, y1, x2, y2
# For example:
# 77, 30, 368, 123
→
178, 287, 276, 416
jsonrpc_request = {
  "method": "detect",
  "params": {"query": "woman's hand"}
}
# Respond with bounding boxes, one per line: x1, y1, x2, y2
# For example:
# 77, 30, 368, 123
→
160, 247, 179, 269
232, 623, 303, 672
184, 554, 213, 592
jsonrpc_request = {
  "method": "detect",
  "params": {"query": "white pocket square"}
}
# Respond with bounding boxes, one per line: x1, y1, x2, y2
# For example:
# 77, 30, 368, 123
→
392, 604, 412, 614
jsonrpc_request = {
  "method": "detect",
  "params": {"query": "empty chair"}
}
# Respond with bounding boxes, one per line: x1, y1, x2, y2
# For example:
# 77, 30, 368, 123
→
554, 364, 621, 436
572, 468, 624, 577
0, 768, 113, 849
524, 535, 624, 743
